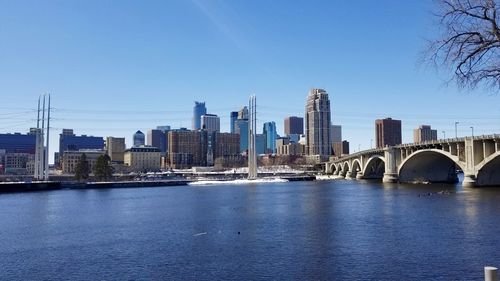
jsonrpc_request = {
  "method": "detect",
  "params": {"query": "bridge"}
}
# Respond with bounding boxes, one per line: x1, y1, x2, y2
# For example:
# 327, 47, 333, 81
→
325, 134, 500, 187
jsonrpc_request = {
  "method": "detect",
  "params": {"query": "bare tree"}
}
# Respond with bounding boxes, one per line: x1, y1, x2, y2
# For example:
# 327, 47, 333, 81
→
427, 0, 500, 90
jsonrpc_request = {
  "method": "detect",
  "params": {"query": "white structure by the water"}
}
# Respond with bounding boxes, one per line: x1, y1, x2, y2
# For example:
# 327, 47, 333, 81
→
34, 94, 51, 181
188, 178, 288, 186
248, 95, 257, 179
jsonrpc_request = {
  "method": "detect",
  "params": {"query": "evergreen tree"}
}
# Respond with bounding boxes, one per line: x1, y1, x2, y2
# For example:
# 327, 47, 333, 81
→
93, 154, 114, 181
75, 153, 90, 181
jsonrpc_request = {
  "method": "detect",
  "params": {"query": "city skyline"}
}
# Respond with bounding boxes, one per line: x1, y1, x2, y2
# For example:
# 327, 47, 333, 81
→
1, 1, 499, 279
1, 0, 499, 161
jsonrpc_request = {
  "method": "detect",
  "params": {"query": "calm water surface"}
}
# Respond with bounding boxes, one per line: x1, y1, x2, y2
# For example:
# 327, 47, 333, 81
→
1, 180, 500, 280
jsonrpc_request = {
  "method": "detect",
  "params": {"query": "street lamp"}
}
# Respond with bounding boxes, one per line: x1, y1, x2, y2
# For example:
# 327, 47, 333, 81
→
442, 130, 446, 139
455, 122, 459, 138
470, 126, 474, 137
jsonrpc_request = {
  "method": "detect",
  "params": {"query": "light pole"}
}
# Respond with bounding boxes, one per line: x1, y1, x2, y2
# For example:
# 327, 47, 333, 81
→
442, 130, 446, 139
470, 126, 474, 137
455, 122, 459, 138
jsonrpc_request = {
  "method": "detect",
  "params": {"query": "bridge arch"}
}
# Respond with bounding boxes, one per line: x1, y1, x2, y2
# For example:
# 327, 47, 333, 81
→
330, 163, 338, 175
362, 156, 385, 179
475, 152, 500, 186
325, 162, 336, 174
333, 163, 339, 172
340, 161, 350, 176
398, 149, 463, 184
331, 163, 337, 174
351, 159, 362, 175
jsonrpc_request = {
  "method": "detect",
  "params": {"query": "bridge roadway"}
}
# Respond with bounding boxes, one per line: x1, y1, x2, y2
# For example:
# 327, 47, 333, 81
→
326, 134, 500, 187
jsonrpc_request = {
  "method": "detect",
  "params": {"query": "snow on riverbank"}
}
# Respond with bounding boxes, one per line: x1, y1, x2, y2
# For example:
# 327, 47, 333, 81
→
188, 178, 289, 186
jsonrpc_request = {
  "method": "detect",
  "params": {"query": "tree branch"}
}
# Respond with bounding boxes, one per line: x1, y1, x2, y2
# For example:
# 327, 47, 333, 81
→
425, 0, 500, 90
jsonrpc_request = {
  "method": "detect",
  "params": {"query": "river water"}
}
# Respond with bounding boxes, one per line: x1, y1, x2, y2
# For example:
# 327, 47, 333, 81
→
1, 179, 499, 280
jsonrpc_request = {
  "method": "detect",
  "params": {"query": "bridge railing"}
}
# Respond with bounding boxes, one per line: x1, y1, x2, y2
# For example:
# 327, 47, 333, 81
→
397, 137, 466, 148
472, 134, 500, 140
330, 148, 384, 162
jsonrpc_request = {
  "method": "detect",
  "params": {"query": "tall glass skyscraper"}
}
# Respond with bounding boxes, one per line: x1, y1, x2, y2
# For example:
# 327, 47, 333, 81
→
192, 101, 207, 130
234, 119, 248, 153
230, 111, 238, 134
305, 88, 331, 159
255, 134, 266, 154
263, 121, 277, 154
133, 130, 145, 147
238, 106, 248, 120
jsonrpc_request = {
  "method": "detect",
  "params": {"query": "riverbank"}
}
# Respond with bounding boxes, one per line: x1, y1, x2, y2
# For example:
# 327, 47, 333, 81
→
0, 181, 62, 193
0, 174, 315, 194
0, 180, 191, 193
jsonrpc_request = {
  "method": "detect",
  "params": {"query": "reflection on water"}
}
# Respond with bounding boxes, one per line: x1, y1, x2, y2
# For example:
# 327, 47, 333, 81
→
0, 180, 499, 280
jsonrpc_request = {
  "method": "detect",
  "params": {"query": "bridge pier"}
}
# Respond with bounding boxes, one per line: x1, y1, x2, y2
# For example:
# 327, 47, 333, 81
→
383, 146, 398, 183
462, 174, 476, 187
383, 173, 398, 183
325, 163, 333, 174
356, 171, 364, 180
345, 171, 353, 179
463, 138, 477, 187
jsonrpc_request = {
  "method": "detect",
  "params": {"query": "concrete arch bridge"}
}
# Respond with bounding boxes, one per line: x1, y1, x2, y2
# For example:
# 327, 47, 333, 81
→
326, 135, 500, 187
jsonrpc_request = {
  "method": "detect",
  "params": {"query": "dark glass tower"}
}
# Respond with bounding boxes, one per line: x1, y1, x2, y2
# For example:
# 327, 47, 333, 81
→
230, 111, 238, 134
133, 130, 145, 147
263, 121, 277, 154
192, 101, 207, 130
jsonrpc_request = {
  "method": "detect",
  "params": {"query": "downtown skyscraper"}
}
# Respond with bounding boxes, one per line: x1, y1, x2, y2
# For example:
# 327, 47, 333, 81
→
133, 130, 145, 146
305, 88, 331, 160
284, 116, 303, 135
201, 114, 220, 132
263, 121, 277, 154
230, 111, 238, 134
192, 101, 207, 130
413, 125, 437, 143
375, 118, 402, 148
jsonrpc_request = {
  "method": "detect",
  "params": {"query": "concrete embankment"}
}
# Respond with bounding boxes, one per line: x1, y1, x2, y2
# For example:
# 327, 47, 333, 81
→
0, 181, 62, 193
82, 180, 191, 189
0, 174, 315, 194
0, 180, 191, 194
281, 175, 316, 181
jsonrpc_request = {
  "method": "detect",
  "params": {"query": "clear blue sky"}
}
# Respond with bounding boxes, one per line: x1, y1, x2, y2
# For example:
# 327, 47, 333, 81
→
1, 0, 499, 162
